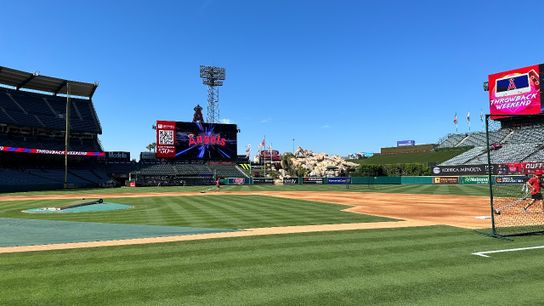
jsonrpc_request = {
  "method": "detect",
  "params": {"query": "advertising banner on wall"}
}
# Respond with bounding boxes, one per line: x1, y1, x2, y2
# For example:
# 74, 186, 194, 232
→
460, 176, 489, 184
495, 176, 527, 184
327, 177, 352, 184
283, 178, 299, 185
106, 151, 130, 161
252, 177, 274, 184
495, 175, 528, 185
433, 176, 459, 184
227, 178, 245, 185
397, 140, 415, 147
432, 165, 498, 176
303, 177, 323, 184
488, 64, 543, 116
498, 162, 544, 174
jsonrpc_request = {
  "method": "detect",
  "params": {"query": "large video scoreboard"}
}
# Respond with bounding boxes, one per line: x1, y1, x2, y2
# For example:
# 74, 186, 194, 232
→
156, 121, 237, 160
489, 64, 544, 117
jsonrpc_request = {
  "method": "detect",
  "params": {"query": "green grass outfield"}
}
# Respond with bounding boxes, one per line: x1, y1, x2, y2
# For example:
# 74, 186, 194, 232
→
2, 226, 544, 305
0, 195, 393, 228
0, 184, 491, 197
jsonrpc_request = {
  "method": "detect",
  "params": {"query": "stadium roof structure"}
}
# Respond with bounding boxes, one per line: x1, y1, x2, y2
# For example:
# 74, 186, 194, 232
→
0, 66, 97, 98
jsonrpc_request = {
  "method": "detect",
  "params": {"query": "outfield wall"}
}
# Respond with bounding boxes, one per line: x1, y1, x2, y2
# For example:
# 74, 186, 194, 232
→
218, 175, 527, 186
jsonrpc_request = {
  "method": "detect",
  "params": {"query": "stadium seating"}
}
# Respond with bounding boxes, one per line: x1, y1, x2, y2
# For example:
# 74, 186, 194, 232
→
469, 144, 539, 165
438, 147, 487, 166
107, 162, 137, 175
139, 164, 177, 175
137, 162, 248, 178
438, 123, 544, 165
436, 134, 467, 148
173, 164, 213, 176
0, 167, 109, 192
437, 129, 512, 148
0, 88, 101, 133
0, 168, 60, 192
504, 125, 544, 144
524, 146, 544, 162
0, 133, 101, 151
208, 164, 249, 178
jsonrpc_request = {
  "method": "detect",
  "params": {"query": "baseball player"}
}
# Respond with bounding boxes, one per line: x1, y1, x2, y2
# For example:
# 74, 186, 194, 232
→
524, 172, 544, 212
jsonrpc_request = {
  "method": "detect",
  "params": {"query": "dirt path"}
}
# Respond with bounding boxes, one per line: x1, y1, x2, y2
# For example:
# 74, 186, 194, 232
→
0, 190, 491, 254
0, 220, 434, 254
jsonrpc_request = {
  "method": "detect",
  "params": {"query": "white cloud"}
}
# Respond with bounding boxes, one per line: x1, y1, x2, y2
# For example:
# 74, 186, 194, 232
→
321, 124, 331, 129
220, 118, 233, 124
260, 118, 271, 124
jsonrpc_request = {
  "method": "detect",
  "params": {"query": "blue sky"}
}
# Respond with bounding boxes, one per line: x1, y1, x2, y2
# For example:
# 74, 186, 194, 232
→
1, 0, 543, 158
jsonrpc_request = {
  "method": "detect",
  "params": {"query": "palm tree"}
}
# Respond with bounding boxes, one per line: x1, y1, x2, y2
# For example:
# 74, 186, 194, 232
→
146, 142, 156, 152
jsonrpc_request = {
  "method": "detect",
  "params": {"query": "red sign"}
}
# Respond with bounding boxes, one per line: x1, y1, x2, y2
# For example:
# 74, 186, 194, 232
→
504, 162, 544, 174
489, 65, 542, 116
156, 120, 176, 158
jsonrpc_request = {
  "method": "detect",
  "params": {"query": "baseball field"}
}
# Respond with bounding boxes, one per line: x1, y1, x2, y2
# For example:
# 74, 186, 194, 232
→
2, 185, 544, 305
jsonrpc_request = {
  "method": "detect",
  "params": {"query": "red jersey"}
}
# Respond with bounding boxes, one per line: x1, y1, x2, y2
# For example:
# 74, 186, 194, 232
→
528, 176, 541, 195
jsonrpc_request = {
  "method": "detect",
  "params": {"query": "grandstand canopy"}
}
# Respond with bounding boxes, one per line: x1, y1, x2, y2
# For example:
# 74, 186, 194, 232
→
0, 66, 97, 98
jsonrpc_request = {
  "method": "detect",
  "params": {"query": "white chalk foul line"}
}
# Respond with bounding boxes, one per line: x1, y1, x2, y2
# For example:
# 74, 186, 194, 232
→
472, 245, 544, 258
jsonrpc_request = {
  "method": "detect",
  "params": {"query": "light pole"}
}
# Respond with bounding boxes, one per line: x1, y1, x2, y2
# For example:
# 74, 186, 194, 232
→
64, 83, 71, 189
292, 138, 295, 154
200, 65, 225, 123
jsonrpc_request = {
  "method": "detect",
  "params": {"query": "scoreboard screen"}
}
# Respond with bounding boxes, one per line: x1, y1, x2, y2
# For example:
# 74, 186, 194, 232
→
489, 64, 543, 117
156, 121, 237, 160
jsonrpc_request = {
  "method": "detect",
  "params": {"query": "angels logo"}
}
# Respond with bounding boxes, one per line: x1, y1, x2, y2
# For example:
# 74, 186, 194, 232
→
188, 134, 226, 147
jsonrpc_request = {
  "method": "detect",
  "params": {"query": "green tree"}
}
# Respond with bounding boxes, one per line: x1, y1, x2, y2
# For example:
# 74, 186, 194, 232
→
146, 142, 156, 152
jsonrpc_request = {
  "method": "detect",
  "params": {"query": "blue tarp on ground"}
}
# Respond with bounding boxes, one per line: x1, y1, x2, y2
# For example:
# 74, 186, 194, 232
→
0, 218, 238, 247
23, 203, 132, 214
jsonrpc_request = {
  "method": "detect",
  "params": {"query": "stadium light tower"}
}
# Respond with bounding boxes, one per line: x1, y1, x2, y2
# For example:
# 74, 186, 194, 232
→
200, 65, 225, 123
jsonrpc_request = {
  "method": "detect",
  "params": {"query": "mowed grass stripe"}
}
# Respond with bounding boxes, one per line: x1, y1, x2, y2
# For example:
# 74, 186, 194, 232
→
0, 227, 465, 275
5, 247, 526, 305
0, 184, 492, 197
195, 196, 254, 228
405, 281, 544, 306
1, 226, 543, 305
0, 227, 468, 270
0, 195, 393, 228
0, 228, 478, 280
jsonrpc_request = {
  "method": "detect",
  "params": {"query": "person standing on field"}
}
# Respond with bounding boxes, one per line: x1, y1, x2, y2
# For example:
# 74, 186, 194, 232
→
524, 172, 543, 212
215, 177, 221, 191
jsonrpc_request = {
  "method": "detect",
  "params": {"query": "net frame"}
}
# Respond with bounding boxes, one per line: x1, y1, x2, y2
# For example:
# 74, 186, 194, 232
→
486, 114, 544, 237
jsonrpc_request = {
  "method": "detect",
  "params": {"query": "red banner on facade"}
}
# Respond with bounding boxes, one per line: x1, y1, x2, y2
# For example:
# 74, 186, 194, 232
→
0, 146, 105, 156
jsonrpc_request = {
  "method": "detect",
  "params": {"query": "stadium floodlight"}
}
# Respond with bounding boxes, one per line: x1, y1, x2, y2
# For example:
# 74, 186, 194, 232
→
483, 81, 489, 92
200, 65, 226, 123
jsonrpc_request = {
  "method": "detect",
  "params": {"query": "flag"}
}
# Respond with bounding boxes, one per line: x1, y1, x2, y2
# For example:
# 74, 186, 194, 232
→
466, 112, 471, 123
453, 113, 458, 125
245, 144, 251, 158
259, 136, 266, 149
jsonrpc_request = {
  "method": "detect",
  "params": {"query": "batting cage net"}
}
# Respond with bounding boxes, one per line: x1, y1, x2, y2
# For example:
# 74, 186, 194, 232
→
486, 114, 544, 236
